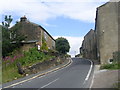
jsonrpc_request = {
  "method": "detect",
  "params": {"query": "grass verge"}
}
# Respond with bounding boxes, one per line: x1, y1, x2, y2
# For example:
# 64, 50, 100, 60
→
2, 48, 55, 83
100, 62, 120, 70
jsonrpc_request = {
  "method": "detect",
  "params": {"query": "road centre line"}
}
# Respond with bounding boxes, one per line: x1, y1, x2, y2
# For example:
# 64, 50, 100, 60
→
41, 78, 59, 88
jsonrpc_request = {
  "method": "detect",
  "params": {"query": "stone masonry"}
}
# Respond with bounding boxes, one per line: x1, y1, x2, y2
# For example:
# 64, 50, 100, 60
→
80, 1, 120, 64
10, 16, 55, 51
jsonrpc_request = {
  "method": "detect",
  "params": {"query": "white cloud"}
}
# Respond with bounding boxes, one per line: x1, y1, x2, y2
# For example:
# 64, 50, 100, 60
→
54, 36, 84, 57
0, 0, 108, 24
41, 0, 109, 3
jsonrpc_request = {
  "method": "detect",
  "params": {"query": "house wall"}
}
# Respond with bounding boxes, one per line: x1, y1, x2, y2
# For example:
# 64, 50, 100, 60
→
96, 2, 119, 64
11, 18, 55, 51
82, 29, 97, 60
20, 43, 36, 52
80, 2, 119, 64
42, 30, 55, 50
118, 1, 120, 51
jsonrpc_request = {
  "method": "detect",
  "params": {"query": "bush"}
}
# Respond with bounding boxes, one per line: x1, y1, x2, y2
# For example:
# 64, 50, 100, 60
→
2, 47, 55, 83
40, 38, 48, 51
100, 62, 120, 70
21, 48, 45, 65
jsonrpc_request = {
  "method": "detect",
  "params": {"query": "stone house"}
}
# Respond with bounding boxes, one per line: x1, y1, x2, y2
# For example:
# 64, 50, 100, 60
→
10, 16, 55, 51
80, 1, 120, 64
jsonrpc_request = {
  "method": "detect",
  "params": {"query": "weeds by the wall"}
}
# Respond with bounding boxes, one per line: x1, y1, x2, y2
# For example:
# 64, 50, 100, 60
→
2, 47, 55, 83
100, 62, 120, 70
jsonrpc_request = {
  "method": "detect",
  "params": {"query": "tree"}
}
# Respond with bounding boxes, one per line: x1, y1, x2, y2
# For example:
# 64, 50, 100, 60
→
2, 15, 13, 29
2, 15, 13, 57
10, 23, 26, 47
2, 26, 13, 57
2, 15, 25, 57
55, 37, 70, 54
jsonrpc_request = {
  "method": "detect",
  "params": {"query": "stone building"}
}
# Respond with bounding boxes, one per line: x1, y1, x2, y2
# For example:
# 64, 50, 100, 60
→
80, 1, 120, 64
95, 1, 119, 64
10, 16, 55, 51
80, 29, 97, 60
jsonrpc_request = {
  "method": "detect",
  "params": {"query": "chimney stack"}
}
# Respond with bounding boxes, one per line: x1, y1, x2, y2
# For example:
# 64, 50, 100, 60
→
20, 15, 27, 22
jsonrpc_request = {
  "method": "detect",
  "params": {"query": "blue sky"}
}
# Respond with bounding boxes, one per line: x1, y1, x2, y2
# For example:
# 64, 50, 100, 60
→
42, 16, 95, 37
1, 0, 109, 57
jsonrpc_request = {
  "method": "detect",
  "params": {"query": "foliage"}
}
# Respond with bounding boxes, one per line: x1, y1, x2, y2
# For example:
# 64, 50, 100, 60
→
21, 48, 45, 65
2, 27, 14, 57
2, 47, 54, 83
2, 48, 51, 67
100, 51, 120, 70
2, 15, 13, 29
55, 37, 70, 54
100, 62, 120, 70
40, 37, 48, 51
2, 15, 13, 57
10, 23, 26, 48
2, 15, 26, 57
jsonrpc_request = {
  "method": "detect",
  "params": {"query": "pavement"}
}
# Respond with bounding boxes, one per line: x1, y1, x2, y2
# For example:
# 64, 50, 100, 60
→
91, 65, 119, 88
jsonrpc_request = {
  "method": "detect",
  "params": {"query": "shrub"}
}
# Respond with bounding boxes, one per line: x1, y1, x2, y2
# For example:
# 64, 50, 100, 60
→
100, 62, 120, 70
2, 47, 55, 83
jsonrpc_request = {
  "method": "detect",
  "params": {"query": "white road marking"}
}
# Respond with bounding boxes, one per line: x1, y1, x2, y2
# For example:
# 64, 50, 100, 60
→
12, 86, 15, 88
89, 72, 95, 89
39, 75, 45, 78
28, 80, 32, 82
41, 78, 59, 88
85, 59, 93, 81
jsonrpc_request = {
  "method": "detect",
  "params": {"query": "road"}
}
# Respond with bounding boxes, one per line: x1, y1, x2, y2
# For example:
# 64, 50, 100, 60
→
3, 58, 93, 89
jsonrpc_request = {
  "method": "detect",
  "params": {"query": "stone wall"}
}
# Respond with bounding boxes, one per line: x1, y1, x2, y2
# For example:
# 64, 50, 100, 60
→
20, 43, 36, 52
80, 1, 120, 64
10, 17, 55, 51
81, 29, 97, 60
43, 30, 55, 50
118, 1, 120, 51
96, 2, 119, 64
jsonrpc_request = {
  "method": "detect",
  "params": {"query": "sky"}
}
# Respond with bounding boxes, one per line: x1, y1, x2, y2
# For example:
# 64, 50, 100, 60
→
0, 0, 110, 57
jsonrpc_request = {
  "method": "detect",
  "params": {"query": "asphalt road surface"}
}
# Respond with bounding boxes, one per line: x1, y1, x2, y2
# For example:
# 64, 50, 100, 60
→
3, 58, 93, 89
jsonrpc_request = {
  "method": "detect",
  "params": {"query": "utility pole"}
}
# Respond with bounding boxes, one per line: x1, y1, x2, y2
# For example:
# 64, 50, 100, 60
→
74, 51, 76, 57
